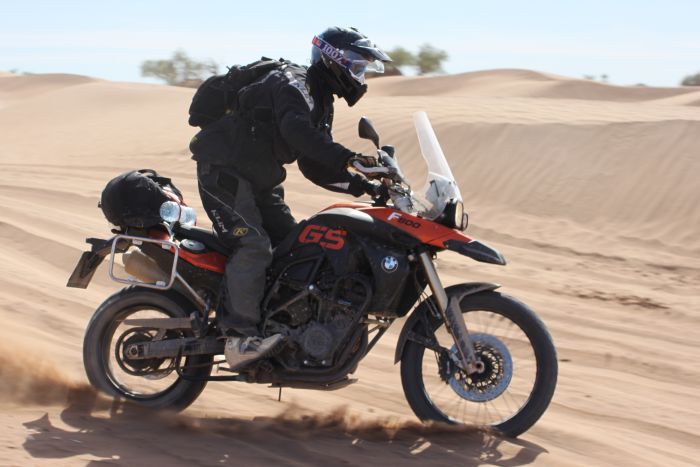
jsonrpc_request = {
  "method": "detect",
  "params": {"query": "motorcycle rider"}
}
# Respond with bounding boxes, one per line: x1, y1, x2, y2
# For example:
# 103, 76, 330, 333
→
190, 27, 392, 370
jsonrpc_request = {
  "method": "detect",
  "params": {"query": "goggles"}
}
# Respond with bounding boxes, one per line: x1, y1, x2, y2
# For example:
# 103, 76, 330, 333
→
312, 36, 385, 84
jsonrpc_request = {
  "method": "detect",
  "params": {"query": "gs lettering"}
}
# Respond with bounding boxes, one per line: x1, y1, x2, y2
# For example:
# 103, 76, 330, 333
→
298, 225, 347, 250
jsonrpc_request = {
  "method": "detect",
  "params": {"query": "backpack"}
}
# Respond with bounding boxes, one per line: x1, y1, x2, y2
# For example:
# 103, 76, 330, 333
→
100, 169, 184, 229
187, 57, 289, 128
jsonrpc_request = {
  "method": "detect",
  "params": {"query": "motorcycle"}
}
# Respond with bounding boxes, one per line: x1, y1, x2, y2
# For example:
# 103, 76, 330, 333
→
68, 111, 557, 437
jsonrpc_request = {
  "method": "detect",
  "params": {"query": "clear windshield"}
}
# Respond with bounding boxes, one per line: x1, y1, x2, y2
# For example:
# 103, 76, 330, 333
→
411, 111, 462, 219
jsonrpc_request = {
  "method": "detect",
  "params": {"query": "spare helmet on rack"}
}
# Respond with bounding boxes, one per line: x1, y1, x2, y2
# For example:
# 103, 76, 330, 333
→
311, 27, 392, 106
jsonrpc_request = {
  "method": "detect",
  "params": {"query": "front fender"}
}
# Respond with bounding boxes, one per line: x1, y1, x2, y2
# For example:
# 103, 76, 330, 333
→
393, 282, 500, 364
443, 239, 506, 265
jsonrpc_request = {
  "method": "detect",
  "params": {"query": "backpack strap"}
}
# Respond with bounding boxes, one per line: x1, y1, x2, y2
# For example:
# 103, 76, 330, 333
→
137, 169, 184, 200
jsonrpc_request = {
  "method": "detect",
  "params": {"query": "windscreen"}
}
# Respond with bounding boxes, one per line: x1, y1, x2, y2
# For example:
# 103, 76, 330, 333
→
412, 111, 462, 219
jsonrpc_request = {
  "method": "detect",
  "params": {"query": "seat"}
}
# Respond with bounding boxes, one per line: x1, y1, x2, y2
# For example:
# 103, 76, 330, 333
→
174, 224, 230, 255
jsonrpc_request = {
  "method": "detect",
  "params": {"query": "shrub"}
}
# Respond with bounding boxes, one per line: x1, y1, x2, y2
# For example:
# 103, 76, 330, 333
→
681, 73, 700, 86
141, 49, 218, 87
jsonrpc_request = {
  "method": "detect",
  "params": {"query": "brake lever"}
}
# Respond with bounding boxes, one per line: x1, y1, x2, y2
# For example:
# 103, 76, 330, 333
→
351, 161, 396, 181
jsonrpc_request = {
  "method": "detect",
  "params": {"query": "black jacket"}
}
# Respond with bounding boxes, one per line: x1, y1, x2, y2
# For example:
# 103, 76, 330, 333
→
190, 64, 367, 195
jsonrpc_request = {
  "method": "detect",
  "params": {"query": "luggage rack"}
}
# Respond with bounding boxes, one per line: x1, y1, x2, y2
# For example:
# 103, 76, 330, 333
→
107, 234, 179, 291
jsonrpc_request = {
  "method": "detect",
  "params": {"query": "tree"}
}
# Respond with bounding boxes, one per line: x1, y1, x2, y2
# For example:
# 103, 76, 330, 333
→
583, 74, 610, 83
416, 44, 448, 75
373, 47, 416, 77
141, 49, 218, 87
381, 44, 448, 76
681, 72, 700, 86
387, 46, 416, 67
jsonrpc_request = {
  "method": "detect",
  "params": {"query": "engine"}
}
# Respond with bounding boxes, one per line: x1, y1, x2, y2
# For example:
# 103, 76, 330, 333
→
261, 266, 372, 369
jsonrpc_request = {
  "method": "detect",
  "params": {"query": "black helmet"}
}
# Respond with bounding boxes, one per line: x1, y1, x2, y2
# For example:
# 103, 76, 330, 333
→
311, 27, 391, 106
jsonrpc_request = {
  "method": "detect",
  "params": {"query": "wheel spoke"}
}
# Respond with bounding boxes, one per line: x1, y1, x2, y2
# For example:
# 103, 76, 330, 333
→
418, 307, 538, 427
106, 307, 183, 398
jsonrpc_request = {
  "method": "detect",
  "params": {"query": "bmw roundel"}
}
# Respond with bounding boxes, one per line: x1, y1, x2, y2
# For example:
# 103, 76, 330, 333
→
381, 256, 399, 273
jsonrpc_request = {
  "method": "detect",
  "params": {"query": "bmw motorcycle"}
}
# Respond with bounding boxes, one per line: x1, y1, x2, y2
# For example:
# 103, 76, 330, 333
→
68, 112, 557, 437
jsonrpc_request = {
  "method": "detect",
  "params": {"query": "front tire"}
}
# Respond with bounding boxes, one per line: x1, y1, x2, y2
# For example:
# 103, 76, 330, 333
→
400, 288, 557, 437
83, 287, 213, 411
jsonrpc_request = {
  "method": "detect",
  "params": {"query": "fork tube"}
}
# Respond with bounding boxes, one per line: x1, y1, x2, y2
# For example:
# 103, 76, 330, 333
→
418, 251, 448, 311
418, 251, 480, 374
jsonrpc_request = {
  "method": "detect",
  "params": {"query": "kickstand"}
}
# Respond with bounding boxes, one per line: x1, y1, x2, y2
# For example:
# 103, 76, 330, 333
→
278, 386, 282, 402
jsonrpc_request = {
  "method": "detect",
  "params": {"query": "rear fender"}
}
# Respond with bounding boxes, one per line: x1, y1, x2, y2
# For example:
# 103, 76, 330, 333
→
393, 282, 500, 364
67, 237, 129, 288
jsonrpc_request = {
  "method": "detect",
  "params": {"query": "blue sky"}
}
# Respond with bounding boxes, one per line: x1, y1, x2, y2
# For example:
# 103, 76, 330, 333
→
1, 0, 698, 86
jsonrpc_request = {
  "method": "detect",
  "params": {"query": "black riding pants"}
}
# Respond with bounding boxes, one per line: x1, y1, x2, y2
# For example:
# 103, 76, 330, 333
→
197, 162, 296, 335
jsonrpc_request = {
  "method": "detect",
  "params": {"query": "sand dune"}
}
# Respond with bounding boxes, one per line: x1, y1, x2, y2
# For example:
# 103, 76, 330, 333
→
369, 69, 699, 101
1, 70, 699, 465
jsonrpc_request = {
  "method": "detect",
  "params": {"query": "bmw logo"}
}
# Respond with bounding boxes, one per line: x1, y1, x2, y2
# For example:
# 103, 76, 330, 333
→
381, 256, 399, 273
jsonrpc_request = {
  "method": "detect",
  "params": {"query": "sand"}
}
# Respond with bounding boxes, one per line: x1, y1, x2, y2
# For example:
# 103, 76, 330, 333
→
0, 69, 699, 466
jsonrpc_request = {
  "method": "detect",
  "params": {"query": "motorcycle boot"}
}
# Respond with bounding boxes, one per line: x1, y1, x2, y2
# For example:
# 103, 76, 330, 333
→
225, 334, 284, 371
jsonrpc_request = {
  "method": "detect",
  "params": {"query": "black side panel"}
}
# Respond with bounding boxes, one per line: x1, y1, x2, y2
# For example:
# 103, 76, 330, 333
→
392, 266, 427, 318
272, 220, 309, 259
306, 208, 423, 316
358, 239, 411, 316
267, 208, 425, 318
311, 208, 421, 249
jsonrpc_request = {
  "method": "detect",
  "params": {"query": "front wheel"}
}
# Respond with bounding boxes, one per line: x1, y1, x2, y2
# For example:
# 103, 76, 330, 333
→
83, 287, 213, 411
400, 288, 557, 437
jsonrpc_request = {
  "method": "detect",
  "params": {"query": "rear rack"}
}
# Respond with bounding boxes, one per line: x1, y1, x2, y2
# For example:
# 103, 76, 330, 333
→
108, 234, 179, 290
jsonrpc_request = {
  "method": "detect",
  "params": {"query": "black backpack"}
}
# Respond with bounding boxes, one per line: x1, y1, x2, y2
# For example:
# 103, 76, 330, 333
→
100, 169, 183, 229
187, 57, 289, 128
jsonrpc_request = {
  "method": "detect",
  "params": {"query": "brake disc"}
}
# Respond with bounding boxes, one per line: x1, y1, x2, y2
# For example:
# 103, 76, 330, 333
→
448, 332, 513, 402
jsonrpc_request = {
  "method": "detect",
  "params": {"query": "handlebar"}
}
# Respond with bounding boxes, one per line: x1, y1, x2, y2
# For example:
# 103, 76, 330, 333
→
351, 147, 414, 211
351, 160, 397, 177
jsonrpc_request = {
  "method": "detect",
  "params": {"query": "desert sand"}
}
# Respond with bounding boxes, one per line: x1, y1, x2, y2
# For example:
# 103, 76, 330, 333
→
0, 69, 699, 466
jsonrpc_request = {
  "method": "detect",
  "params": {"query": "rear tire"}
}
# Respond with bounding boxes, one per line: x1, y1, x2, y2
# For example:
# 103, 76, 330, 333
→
83, 287, 212, 411
400, 288, 557, 437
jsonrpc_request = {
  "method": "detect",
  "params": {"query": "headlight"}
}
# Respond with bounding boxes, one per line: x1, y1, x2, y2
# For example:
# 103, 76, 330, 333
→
441, 200, 468, 231
160, 201, 197, 226
453, 201, 468, 231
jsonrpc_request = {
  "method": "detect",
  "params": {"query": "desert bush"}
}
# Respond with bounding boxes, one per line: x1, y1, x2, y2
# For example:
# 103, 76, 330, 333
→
141, 49, 218, 87
583, 74, 610, 83
416, 44, 448, 75
384, 44, 448, 76
386, 46, 416, 68
681, 73, 700, 86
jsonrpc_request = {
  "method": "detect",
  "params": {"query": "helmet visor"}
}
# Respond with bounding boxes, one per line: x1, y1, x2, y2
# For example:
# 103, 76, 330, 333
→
312, 35, 387, 84
345, 49, 384, 84
350, 38, 393, 62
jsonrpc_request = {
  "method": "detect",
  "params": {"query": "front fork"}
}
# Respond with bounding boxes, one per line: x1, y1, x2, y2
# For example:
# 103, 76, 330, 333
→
417, 251, 483, 375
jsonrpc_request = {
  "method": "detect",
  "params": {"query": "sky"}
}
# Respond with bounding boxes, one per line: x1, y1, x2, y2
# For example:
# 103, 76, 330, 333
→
1, 0, 699, 87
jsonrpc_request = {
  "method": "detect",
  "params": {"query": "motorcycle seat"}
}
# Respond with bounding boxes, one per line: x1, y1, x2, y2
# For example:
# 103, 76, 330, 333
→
174, 224, 230, 256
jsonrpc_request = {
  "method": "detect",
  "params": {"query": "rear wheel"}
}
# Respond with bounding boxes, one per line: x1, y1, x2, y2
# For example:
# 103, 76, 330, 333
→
83, 287, 213, 411
400, 288, 557, 437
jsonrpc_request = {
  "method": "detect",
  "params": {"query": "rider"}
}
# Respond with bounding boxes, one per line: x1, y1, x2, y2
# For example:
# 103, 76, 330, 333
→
190, 27, 392, 370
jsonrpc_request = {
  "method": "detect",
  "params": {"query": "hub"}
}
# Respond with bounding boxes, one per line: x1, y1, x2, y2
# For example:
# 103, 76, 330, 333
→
446, 333, 513, 402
